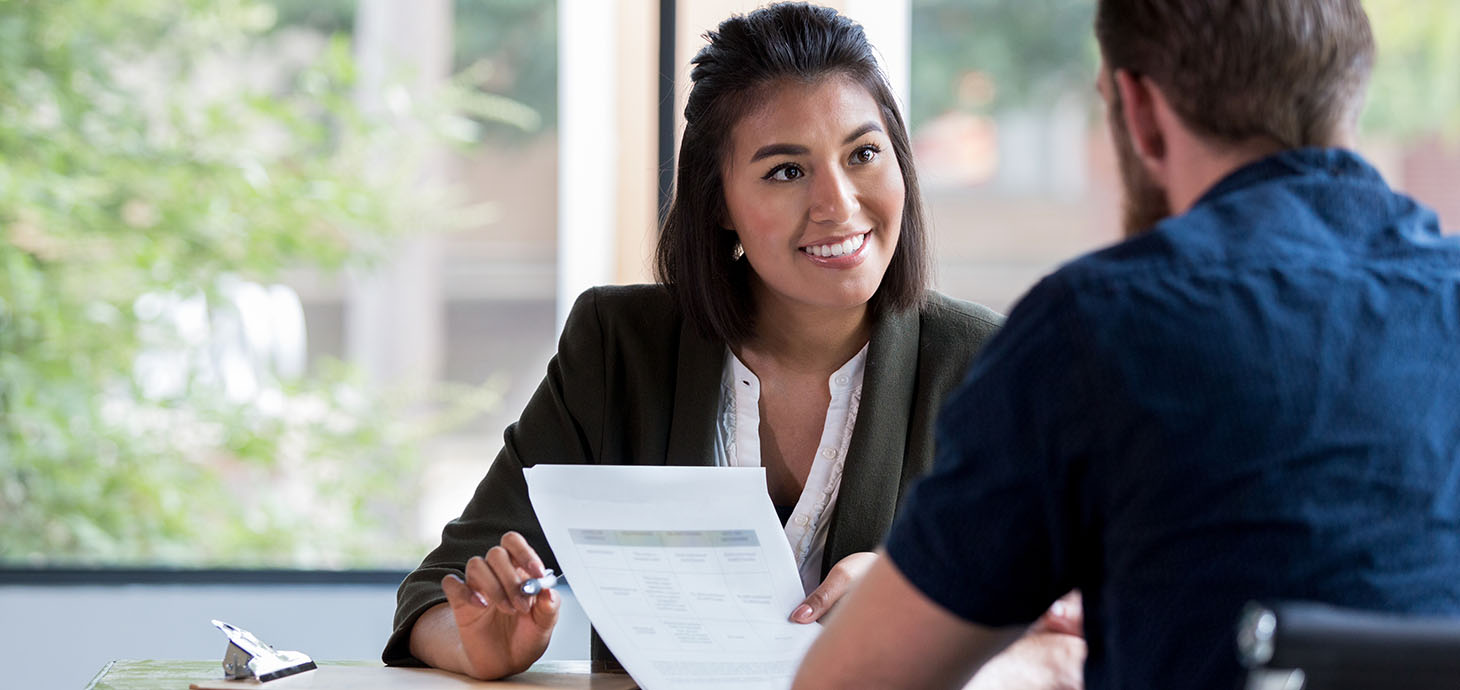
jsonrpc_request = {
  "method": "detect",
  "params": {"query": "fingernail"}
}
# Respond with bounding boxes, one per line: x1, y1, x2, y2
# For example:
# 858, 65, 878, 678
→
792, 604, 813, 622
474, 592, 490, 608
1051, 601, 1067, 618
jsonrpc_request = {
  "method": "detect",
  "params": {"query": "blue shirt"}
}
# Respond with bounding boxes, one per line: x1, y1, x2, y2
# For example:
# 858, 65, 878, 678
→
886, 149, 1460, 690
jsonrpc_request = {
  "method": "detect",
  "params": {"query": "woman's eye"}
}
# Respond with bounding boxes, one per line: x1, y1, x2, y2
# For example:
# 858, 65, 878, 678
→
850, 145, 880, 165
763, 164, 804, 182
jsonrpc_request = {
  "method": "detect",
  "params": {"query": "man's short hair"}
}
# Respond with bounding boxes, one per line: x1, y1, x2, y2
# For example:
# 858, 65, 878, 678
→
1096, 0, 1375, 148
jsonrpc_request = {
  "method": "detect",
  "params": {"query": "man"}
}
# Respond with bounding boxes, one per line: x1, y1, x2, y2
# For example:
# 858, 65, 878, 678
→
794, 1, 1460, 689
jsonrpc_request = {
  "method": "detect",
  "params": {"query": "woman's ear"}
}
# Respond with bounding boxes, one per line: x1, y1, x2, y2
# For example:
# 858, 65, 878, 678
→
716, 199, 735, 232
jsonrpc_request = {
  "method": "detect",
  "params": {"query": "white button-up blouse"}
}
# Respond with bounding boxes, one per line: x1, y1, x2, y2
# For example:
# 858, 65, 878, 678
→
712, 344, 868, 594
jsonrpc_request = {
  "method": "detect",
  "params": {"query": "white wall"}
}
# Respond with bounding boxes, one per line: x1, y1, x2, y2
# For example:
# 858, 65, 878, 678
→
0, 584, 589, 690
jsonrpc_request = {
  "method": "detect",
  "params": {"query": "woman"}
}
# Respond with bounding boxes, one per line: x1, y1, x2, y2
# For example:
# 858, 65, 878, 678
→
384, 2, 1019, 680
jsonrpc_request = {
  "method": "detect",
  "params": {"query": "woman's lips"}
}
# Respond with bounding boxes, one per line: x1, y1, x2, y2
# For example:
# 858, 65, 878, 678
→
800, 231, 867, 258
799, 231, 870, 266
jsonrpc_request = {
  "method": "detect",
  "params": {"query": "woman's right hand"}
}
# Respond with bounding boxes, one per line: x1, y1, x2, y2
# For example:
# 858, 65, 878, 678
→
435, 531, 561, 679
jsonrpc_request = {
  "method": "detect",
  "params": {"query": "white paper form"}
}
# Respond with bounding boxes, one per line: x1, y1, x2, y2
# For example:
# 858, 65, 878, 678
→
523, 465, 821, 690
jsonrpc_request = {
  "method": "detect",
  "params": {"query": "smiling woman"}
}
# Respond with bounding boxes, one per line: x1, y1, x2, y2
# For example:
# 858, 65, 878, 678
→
383, 2, 1019, 682
723, 76, 905, 322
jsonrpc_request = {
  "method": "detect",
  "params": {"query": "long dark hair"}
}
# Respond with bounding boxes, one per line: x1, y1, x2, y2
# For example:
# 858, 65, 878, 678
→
655, 2, 929, 345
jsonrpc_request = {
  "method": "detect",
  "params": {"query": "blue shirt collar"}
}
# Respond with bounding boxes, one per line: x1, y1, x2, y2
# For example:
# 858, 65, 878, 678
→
1194, 147, 1386, 208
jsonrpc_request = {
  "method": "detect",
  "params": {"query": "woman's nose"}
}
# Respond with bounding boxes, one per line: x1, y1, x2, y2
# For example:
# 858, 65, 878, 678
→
808, 168, 858, 225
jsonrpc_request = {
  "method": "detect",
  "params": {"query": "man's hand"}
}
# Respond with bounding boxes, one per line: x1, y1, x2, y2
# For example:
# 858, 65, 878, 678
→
961, 590, 1084, 688
792, 551, 1024, 689
789, 551, 877, 623
963, 631, 1086, 690
1031, 590, 1083, 637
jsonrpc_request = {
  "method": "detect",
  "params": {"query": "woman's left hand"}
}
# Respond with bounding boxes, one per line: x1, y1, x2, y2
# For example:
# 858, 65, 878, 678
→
788, 551, 878, 624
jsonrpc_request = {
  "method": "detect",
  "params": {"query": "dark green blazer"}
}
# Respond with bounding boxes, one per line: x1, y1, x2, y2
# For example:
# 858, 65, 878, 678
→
383, 284, 1002, 667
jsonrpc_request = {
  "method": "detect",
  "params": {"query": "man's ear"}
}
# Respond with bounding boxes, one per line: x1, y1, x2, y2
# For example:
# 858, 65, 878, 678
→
1113, 70, 1169, 181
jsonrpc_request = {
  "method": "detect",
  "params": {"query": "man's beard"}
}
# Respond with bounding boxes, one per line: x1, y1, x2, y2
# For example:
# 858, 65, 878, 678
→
1108, 96, 1172, 238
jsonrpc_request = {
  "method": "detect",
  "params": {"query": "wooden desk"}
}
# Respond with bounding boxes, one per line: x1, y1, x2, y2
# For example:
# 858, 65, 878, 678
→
85, 660, 640, 690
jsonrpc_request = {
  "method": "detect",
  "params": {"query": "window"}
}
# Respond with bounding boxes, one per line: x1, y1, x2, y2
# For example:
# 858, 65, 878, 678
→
5, 0, 1453, 573
0, 0, 560, 570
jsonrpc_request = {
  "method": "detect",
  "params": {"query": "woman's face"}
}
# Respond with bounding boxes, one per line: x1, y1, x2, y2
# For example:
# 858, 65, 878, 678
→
721, 75, 904, 320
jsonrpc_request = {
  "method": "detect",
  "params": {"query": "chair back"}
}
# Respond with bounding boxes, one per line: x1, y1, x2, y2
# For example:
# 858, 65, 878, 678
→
1238, 601, 1460, 690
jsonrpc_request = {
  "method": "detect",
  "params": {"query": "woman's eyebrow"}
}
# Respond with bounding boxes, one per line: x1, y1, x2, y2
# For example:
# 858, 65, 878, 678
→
749, 122, 884, 163
843, 122, 882, 143
750, 143, 808, 162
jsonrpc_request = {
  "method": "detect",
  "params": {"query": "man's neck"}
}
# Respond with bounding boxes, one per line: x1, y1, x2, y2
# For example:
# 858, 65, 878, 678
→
1166, 135, 1288, 215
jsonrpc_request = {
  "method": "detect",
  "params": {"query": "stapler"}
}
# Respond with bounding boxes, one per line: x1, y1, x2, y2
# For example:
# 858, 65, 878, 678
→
211, 619, 317, 682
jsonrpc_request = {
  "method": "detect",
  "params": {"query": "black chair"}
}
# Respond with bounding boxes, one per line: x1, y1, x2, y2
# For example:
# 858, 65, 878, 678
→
1237, 601, 1460, 690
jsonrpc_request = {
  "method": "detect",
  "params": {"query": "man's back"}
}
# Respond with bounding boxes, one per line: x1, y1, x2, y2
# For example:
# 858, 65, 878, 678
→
885, 148, 1460, 689
1068, 148, 1460, 686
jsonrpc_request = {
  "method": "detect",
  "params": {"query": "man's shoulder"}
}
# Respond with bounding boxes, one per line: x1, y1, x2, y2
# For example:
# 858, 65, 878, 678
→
1056, 149, 1455, 290
1049, 222, 1203, 292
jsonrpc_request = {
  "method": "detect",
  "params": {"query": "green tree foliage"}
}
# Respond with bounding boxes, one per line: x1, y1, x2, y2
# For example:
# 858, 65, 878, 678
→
1362, 0, 1460, 140
270, 0, 556, 143
909, 0, 1459, 142
0, 0, 491, 568
910, 0, 1096, 127
453, 0, 556, 140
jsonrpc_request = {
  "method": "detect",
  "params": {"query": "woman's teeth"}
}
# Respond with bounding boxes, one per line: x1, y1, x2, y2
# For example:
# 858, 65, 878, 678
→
802, 233, 866, 258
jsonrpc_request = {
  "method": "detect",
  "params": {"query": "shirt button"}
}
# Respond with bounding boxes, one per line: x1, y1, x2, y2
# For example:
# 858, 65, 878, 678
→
834, 375, 850, 386
821, 447, 838, 459
796, 515, 809, 526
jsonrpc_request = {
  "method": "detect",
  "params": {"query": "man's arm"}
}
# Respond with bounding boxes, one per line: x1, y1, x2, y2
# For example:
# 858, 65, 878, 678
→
793, 550, 1024, 690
